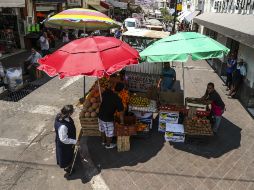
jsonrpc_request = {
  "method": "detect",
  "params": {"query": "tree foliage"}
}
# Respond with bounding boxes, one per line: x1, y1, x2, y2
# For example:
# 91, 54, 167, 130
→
160, 8, 173, 23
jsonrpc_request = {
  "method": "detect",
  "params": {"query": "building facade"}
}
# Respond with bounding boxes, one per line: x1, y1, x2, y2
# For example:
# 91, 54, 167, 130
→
0, 0, 27, 52
193, 0, 254, 115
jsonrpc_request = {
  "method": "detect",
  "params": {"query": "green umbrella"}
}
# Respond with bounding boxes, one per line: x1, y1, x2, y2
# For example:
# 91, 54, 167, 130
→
140, 32, 230, 62
140, 32, 230, 92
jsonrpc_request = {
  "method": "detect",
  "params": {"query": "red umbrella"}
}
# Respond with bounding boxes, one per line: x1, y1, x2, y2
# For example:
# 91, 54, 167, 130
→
38, 36, 139, 79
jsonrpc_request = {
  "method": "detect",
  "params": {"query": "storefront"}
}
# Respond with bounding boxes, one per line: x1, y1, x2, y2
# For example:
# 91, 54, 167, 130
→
33, 0, 66, 23
0, 1, 26, 53
194, 3, 254, 116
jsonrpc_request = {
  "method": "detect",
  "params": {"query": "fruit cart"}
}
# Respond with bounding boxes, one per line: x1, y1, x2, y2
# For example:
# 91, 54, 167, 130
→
184, 98, 213, 143
158, 97, 214, 144
128, 93, 157, 137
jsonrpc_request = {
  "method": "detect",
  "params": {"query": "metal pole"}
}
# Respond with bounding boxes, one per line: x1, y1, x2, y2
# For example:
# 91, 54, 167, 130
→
97, 77, 102, 102
83, 76, 86, 98
172, 0, 178, 33
182, 62, 185, 102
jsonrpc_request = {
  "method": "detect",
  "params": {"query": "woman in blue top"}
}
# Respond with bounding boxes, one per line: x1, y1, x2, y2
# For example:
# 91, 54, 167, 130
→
225, 53, 236, 90
157, 62, 176, 91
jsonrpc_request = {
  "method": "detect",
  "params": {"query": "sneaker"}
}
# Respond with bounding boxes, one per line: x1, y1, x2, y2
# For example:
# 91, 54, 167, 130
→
105, 143, 116, 149
101, 142, 106, 146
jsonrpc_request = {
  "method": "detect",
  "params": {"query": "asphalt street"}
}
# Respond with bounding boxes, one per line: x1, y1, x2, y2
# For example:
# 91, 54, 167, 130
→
0, 52, 254, 190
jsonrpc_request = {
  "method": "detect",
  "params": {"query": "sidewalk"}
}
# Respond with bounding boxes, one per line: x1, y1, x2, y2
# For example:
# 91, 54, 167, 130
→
81, 59, 254, 190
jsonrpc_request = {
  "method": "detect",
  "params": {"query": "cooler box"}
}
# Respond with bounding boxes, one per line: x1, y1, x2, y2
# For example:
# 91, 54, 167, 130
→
165, 123, 185, 142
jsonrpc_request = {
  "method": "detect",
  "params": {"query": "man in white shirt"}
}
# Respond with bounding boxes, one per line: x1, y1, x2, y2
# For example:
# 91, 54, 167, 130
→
39, 32, 50, 57
24, 48, 42, 80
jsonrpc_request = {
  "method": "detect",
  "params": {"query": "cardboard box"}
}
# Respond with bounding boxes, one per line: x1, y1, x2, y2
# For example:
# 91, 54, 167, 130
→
158, 111, 179, 132
164, 123, 185, 142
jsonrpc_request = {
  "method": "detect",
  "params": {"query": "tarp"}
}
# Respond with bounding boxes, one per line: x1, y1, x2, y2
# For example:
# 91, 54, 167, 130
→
122, 29, 170, 39
0, 0, 25, 7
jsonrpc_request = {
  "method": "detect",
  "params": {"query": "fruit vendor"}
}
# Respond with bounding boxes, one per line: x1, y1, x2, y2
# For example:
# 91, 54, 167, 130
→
201, 82, 225, 134
109, 70, 128, 90
54, 105, 78, 174
157, 62, 176, 91
98, 82, 125, 149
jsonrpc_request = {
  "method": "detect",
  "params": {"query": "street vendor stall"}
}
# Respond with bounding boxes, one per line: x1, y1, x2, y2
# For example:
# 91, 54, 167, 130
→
140, 32, 230, 144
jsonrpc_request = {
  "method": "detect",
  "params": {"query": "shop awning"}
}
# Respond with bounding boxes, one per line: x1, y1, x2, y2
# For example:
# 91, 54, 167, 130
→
0, 0, 25, 7
88, 4, 108, 13
194, 13, 254, 48
184, 11, 200, 22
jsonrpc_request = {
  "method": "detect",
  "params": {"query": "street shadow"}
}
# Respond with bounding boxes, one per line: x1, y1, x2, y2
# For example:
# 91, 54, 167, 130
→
69, 116, 241, 183
172, 117, 242, 158
63, 151, 99, 183
85, 119, 165, 176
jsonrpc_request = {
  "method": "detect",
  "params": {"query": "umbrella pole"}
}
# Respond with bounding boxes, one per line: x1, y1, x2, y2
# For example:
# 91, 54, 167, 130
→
83, 76, 86, 98
97, 77, 102, 102
182, 62, 185, 102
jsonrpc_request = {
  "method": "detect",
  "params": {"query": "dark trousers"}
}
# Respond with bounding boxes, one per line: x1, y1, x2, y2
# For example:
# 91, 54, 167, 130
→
41, 49, 50, 57
226, 73, 232, 88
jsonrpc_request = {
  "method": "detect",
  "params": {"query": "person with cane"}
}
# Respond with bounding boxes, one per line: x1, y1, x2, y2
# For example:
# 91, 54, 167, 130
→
54, 105, 79, 174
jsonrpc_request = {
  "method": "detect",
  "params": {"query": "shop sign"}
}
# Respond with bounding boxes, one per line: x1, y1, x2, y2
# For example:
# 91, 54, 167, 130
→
213, 0, 254, 14
177, 3, 182, 11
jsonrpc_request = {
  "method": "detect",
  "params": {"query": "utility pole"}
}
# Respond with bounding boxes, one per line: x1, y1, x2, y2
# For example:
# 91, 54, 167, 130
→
172, 0, 177, 33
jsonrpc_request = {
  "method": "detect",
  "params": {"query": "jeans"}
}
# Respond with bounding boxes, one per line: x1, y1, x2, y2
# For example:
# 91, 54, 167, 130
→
213, 116, 222, 132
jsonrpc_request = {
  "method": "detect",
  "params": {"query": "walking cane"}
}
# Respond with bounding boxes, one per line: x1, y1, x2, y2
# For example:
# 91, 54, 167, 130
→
69, 128, 82, 176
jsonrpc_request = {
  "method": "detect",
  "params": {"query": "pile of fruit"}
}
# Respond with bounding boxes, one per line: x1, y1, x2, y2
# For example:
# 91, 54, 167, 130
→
118, 89, 129, 110
159, 105, 187, 113
129, 95, 150, 107
91, 77, 110, 90
184, 117, 213, 136
83, 89, 101, 118
136, 123, 148, 132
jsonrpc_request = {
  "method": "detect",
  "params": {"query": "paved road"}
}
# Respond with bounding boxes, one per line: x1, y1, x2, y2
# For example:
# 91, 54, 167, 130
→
85, 59, 254, 190
0, 71, 95, 189
1, 53, 254, 190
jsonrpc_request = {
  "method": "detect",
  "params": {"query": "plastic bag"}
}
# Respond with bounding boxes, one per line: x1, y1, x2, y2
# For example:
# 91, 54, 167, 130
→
5, 67, 23, 91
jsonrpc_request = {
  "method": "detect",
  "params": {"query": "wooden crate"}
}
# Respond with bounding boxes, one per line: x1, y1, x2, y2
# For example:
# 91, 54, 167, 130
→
115, 123, 137, 136
79, 111, 100, 136
117, 136, 130, 152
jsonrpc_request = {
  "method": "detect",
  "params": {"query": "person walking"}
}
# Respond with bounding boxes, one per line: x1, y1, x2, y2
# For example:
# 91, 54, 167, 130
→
47, 30, 56, 48
24, 48, 42, 80
202, 82, 225, 134
62, 31, 70, 44
54, 105, 78, 173
98, 83, 124, 149
39, 32, 50, 57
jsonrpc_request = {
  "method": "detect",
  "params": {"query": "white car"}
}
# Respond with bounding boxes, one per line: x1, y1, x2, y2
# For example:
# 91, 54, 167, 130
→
124, 18, 141, 31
